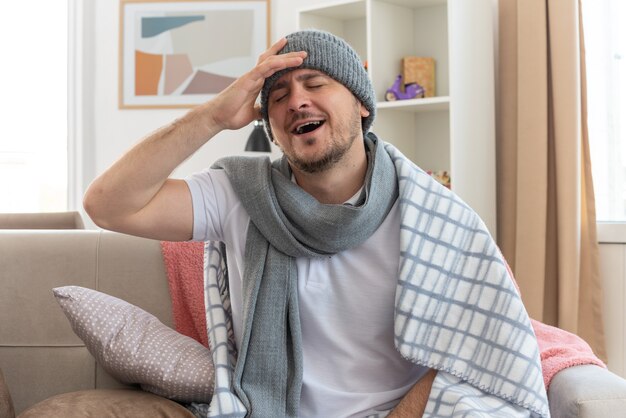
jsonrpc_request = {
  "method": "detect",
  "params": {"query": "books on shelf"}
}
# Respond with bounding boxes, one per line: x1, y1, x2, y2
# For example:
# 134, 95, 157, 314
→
402, 56, 435, 98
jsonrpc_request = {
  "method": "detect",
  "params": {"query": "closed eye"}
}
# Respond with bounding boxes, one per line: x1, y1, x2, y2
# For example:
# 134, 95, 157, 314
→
274, 93, 287, 103
271, 89, 288, 103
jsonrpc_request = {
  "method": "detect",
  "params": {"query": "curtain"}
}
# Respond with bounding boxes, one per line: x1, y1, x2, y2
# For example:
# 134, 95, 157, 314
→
496, 0, 606, 360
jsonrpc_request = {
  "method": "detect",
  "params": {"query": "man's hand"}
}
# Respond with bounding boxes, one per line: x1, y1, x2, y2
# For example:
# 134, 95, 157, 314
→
209, 37, 307, 131
388, 369, 437, 418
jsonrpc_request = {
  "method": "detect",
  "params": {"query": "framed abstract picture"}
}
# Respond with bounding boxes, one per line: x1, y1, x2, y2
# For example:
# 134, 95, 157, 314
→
119, 0, 270, 109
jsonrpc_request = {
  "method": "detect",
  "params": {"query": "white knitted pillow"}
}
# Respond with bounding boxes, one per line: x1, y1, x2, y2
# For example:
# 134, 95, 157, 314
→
53, 286, 214, 404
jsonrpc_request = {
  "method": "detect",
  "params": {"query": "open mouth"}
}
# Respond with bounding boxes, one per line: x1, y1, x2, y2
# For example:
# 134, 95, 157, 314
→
292, 120, 325, 135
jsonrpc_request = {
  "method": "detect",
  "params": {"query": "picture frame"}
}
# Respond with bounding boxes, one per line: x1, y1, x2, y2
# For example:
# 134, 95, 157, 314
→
119, 0, 270, 109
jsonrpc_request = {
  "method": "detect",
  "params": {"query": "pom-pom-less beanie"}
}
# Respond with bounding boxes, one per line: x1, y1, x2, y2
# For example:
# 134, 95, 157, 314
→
260, 30, 376, 138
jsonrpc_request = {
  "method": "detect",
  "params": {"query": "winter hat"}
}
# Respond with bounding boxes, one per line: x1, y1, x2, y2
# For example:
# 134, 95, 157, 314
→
260, 30, 376, 139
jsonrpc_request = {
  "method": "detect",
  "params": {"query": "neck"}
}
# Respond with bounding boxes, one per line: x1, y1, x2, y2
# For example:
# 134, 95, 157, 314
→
291, 141, 368, 205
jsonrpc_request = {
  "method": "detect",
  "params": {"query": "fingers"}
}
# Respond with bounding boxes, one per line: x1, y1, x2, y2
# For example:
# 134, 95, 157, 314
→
244, 52, 306, 88
253, 36, 307, 81
257, 51, 307, 79
213, 37, 304, 128
257, 37, 288, 63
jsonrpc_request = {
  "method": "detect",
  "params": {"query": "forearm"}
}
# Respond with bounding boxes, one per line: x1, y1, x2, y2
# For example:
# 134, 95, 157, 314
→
83, 101, 221, 228
388, 369, 437, 418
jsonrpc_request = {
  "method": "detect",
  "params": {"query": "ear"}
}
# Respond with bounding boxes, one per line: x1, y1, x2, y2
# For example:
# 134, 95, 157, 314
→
360, 104, 370, 118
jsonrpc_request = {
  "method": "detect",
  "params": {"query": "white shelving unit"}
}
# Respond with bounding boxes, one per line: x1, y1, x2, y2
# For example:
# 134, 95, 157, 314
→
299, 0, 497, 234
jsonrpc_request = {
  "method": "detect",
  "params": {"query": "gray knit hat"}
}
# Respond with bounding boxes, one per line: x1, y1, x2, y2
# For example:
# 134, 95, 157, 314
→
260, 30, 376, 138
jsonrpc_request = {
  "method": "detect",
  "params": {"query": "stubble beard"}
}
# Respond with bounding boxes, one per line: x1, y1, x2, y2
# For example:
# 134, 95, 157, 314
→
286, 107, 363, 174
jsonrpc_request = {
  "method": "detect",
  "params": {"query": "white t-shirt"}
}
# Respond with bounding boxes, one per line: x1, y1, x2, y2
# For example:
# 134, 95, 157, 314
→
186, 168, 429, 418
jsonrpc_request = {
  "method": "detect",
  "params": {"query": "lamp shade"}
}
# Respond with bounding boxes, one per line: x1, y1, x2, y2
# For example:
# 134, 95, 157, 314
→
245, 120, 271, 152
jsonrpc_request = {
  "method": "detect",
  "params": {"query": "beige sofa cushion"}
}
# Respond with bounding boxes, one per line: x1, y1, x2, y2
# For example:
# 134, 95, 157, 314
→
54, 286, 214, 404
0, 212, 84, 229
17, 389, 195, 418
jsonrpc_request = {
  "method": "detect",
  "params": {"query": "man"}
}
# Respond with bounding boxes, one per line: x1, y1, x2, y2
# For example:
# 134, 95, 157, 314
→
84, 31, 549, 417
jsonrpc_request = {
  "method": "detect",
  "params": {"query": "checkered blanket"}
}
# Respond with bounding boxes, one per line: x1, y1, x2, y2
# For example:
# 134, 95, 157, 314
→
189, 142, 550, 418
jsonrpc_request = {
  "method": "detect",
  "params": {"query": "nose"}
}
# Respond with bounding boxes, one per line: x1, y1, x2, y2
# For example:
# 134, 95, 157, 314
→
286, 84, 311, 112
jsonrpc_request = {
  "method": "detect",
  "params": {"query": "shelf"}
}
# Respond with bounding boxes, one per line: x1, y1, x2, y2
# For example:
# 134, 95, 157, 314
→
299, 0, 366, 20
299, 1, 367, 61
382, 0, 446, 8
376, 96, 450, 112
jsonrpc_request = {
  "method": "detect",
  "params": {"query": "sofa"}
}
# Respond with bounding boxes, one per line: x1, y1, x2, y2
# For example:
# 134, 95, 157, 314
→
2, 226, 626, 417
0, 211, 85, 230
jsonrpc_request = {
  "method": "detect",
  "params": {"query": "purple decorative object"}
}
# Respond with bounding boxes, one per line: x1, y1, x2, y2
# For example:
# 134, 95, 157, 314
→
385, 74, 425, 101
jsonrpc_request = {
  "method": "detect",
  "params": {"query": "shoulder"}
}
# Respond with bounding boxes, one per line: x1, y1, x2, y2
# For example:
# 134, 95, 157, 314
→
186, 168, 239, 206
185, 167, 249, 242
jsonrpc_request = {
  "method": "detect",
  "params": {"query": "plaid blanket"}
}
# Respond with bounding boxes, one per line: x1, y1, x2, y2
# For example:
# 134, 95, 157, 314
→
189, 142, 550, 418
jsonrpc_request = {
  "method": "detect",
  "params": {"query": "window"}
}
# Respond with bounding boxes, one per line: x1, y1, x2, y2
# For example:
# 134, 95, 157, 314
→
582, 0, 626, 222
0, 1, 68, 212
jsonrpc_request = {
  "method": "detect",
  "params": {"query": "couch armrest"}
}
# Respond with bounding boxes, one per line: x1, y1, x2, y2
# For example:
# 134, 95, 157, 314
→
548, 365, 626, 417
0, 211, 84, 229
0, 368, 15, 418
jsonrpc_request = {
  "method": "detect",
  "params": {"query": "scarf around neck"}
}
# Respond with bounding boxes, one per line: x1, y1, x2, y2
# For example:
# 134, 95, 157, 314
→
211, 134, 397, 417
